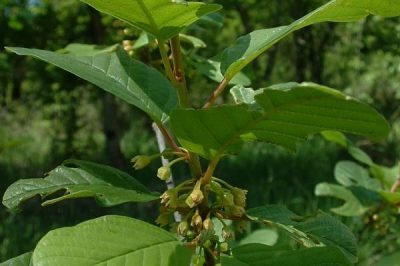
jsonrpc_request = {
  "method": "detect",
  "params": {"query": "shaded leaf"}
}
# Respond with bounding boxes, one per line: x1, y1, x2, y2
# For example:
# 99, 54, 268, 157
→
315, 183, 368, 216
335, 161, 380, 190
32, 215, 191, 266
380, 191, 400, 204
221, 244, 351, 266
80, 0, 221, 40
246, 205, 357, 263
6, 46, 178, 123
172, 82, 389, 159
3, 160, 158, 211
221, 0, 400, 80
0, 252, 32, 266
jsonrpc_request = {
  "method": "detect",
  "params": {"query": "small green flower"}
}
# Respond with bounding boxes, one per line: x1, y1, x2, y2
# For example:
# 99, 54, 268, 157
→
231, 187, 248, 208
131, 155, 152, 170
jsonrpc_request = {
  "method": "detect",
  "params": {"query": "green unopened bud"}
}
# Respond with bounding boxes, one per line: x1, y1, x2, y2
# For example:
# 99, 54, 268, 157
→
219, 242, 229, 253
177, 221, 189, 236
186, 179, 204, 208
157, 165, 171, 181
222, 227, 234, 240
231, 187, 248, 208
203, 218, 214, 230
131, 155, 152, 170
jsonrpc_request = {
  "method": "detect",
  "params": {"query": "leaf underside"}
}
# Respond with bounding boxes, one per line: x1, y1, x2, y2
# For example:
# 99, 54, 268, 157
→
80, 0, 222, 40
2, 160, 158, 211
171, 82, 389, 159
246, 205, 358, 263
32, 215, 191, 266
221, 0, 400, 80
6, 46, 178, 123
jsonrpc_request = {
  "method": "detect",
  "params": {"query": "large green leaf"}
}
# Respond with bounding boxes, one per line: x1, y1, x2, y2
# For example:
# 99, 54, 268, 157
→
246, 205, 357, 263
0, 252, 32, 266
6, 46, 177, 123
171, 83, 389, 159
80, 0, 221, 40
221, 244, 351, 266
315, 183, 368, 216
32, 215, 191, 266
2, 160, 158, 211
221, 0, 400, 80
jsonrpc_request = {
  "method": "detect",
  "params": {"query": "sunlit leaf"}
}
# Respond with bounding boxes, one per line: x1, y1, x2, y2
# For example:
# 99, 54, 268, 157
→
221, 0, 400, 80
172, 83, 389, 159
80, 0, 221, 40
32, 216, 191, 266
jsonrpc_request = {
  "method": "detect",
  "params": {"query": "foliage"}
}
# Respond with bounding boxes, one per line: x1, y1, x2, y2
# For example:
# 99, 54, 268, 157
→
2, 0, 400, 265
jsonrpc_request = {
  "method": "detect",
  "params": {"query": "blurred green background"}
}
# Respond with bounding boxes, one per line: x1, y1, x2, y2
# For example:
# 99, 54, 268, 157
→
1, 0, 400, 264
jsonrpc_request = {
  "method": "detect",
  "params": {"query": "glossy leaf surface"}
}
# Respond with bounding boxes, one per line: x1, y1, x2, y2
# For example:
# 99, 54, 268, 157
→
80, 0, 221, 40
221, 0, 400, 80
3, 160, 158, 211
172, 83, 389, 159
6, 46, 178, 123
32, 216, 191, 266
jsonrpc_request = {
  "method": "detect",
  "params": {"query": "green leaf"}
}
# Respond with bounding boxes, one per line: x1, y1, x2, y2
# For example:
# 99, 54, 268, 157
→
2, 160, 158, 211
80, 0, 222, 40
221, 244, 352, 266
221, 0, 400, 80
315, 183, 368, 216
171, 82, 389, 159
375, 252, 400, 266
335, 161, 380, 190
239, 229, 278, 246
0, 252, 32, 266
133, 31, 156, 49
6, 46, 177, 123
190, 55, 251, 86
380, 191, 400, 204
180, 33, 206, 49
32, 215, 191, 266
246, 205, 357, 263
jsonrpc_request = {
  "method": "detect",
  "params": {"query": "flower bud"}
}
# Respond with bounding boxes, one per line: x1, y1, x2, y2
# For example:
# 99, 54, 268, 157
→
191, 210, 203, 231
157, 165, 171, 181
177, 221, 189, 236
219, 242, 229, 253
203, 218, 214, 231
231, 187, 248, 208
186, 179, 204, 208
131, 155, 152, 170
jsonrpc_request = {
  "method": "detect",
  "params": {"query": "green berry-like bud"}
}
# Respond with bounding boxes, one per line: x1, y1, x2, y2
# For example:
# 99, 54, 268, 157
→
177, 221, 189, 236
219, 242, 229, 253
131, 155, 152, 170
157, 165, 171, 181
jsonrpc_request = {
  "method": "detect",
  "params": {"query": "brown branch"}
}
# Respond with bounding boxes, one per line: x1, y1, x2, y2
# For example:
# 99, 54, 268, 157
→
203, 78, 229, 108
155, 122, 181, 153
